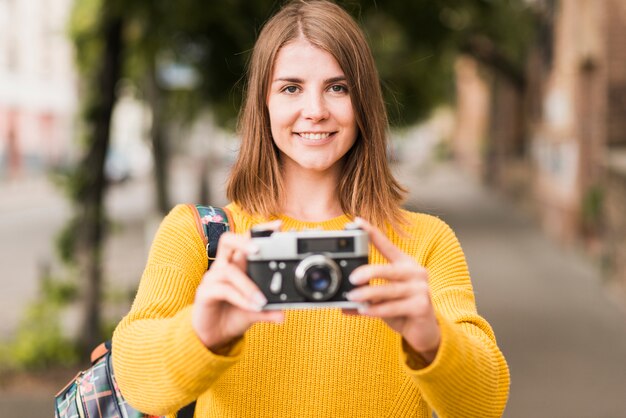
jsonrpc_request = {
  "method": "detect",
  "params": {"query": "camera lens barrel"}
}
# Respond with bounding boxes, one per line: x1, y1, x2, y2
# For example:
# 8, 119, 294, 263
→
294, 254, 341, 301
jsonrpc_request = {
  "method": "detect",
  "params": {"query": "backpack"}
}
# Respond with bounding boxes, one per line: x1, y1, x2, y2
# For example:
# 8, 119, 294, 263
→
54, 205, 232, 418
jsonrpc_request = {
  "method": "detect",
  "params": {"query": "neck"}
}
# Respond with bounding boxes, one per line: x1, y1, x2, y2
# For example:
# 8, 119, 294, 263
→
281, 165, 343, 222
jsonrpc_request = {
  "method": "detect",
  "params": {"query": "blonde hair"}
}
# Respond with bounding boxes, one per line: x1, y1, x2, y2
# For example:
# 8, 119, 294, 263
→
226, 0, 406, 228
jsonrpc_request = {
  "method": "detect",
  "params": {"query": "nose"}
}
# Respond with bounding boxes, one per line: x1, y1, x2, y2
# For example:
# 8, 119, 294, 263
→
301, 91, 329, 121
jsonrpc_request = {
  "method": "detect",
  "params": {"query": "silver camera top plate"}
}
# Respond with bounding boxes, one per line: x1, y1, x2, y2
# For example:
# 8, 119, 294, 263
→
248, 228, 369, 261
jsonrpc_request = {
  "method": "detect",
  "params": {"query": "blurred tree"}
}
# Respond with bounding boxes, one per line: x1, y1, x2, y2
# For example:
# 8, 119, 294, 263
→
355, 0, 534, 123
61, 0, 533, 354
64, 0, 126, 352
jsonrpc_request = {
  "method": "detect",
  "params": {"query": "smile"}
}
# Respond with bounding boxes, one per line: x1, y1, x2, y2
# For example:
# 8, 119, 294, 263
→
297, 132, 334, 140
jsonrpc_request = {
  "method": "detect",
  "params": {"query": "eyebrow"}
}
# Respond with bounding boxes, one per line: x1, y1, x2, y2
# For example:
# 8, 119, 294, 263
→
272, 76, 347, 84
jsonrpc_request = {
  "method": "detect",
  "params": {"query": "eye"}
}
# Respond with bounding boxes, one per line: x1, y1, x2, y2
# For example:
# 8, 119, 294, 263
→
329, 84, 348, 94
281, 85, 299, 94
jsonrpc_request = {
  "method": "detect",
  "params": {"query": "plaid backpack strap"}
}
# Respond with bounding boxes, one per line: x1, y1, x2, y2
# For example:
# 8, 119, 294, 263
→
188, 204, 232, 264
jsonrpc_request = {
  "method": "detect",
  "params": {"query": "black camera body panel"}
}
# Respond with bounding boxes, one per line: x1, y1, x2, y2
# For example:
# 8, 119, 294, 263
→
248, 255, 367, 309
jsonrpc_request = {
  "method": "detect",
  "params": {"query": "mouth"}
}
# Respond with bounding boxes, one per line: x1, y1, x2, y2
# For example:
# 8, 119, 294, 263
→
296, 132, 336, 141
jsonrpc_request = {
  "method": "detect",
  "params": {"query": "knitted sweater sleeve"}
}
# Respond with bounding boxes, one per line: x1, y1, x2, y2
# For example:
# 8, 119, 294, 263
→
111, 204, 245, 416
400, 216, 510, 417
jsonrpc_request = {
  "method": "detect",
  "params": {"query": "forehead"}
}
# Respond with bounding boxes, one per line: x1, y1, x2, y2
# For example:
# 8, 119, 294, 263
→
271, 38, 344, 78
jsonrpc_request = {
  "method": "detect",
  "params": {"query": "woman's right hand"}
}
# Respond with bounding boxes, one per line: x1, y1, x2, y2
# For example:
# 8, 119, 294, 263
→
192, 221, 284, 353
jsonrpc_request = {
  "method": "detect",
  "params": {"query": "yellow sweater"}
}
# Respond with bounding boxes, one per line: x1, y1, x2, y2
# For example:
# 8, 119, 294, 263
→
112, 203, 509, 418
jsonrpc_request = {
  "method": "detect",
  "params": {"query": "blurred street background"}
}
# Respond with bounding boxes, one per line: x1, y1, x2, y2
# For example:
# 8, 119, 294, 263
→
2, 0, 626, 417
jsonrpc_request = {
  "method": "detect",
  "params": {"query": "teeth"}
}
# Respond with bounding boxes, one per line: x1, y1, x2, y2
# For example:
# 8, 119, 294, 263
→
299, 132, 331, 140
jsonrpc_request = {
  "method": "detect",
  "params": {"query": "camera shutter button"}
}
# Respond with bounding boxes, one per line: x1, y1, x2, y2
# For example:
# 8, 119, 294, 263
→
270, 271, 283, 294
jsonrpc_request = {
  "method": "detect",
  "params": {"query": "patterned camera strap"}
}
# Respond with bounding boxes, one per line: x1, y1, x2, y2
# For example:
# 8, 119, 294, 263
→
194, 205, 231, 261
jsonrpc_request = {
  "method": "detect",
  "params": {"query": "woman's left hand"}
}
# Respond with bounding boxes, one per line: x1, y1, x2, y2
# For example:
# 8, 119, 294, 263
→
345, 217, 441, 364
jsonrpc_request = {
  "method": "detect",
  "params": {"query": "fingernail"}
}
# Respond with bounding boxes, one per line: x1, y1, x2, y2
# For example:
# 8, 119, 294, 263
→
357, 304, 368, 315
247, 244, 260, 254
250, 303, 264, 312
345, 290, 360, 301
349, 272, 361, 285
254, 292, 268, 306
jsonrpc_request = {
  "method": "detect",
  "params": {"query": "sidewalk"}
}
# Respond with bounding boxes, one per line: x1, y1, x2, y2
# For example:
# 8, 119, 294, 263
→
400, 163, 626, 418
2, 162, 626, 417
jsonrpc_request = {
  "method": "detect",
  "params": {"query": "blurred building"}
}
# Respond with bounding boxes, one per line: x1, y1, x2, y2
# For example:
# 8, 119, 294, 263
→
452, 0, 626, 291
0, 0, 79, 179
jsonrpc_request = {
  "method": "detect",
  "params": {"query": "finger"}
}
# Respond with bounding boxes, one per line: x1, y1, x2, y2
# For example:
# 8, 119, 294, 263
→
248, 220, 283, 237
230, 247, 248, 272
216, 232, 259, 262
355, 217, 409, 263
196, 280, 264, 312
349, 263, 419, 285
359, 297, 418, 318
207, 263, 267, 308
347, 281, 424, 304
250, 310, 285, 324
361, 291, 433, 318
224, 263, 268, 307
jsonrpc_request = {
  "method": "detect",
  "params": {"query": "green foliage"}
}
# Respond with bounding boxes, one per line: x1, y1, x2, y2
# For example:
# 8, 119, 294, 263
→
42, 274, 80, 305
357, 0, 534, 124
59, 0, 125, 270
0, 275, 79, 371
0, 271, 133, 371
434, 139, 453, 162
581, 185, 604, 228
5, 303, 78, 370
56, 215, 79, 264
68, 0, 103, 72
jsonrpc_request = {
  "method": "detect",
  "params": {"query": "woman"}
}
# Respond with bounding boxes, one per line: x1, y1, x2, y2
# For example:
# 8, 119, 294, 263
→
112, 1, 510, 417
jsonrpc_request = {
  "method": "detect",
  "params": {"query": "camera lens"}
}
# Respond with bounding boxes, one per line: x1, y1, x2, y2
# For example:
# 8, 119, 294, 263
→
306, 266, 332, 292
295, 255, 341, 301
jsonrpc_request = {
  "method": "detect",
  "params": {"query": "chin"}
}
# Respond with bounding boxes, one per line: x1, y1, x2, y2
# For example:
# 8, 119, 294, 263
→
281, 152, 346, 175
301, 163, 334, 172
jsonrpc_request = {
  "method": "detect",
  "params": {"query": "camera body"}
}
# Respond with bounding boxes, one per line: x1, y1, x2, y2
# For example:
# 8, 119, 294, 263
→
247, 224, 368, 310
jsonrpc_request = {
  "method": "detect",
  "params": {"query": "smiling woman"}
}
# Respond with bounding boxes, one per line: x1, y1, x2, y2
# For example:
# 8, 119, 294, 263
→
111, 1, 510, 417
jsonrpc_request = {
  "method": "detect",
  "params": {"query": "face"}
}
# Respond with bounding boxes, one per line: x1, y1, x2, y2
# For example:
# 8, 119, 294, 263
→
266, 38, 358, 177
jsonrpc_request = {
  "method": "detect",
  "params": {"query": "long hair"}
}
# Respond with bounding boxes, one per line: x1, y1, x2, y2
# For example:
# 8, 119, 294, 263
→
226, 0, 406, 228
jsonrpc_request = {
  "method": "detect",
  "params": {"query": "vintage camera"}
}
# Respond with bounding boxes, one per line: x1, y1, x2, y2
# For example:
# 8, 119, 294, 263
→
247, 224, 369, 309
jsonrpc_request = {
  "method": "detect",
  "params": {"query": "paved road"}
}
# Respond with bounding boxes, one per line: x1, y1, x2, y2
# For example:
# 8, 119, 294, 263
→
2, 160, 626, 417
